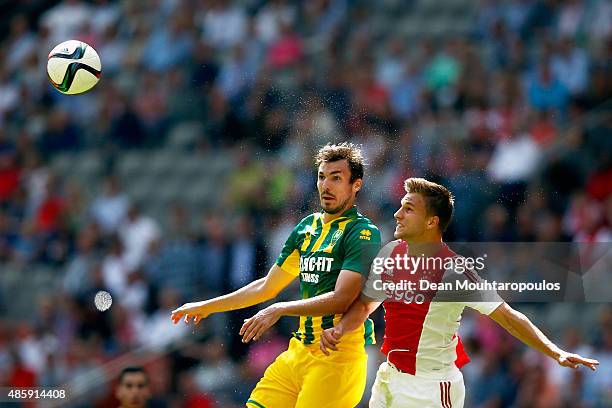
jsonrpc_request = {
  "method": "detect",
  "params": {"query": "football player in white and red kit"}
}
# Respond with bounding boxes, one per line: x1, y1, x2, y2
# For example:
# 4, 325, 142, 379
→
320, 177, 599, 408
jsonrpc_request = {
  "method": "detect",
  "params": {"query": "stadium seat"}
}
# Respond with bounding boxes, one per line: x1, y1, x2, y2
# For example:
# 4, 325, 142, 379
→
166, 121, 204, 150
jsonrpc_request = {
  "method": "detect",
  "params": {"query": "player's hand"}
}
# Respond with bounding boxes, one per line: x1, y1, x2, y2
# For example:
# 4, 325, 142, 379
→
171, 302, 210, 325
556, 351, 599, 371
240, 305, 282, 343
320, 326, 344, 355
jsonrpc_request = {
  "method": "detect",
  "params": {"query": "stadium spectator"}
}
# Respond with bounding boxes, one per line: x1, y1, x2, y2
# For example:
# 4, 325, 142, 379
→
527, 62, 570, 113
119, 204, 160, 272
115, 366, 151, 408
90, 176, 129, 235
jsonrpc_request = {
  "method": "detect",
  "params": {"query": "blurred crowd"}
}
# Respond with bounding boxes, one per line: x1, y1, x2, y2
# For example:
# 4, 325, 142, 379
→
0, 0, 611, 406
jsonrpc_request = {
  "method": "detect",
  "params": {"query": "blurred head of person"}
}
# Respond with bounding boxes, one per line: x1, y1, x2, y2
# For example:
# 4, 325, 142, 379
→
126, 204, 141, 223
116, 366, 150, 408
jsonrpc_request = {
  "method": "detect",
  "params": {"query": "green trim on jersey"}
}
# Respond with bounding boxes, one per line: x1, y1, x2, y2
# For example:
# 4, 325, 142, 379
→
304, 316, 315, 344
364, 318, 375, 345
275, 206, 381, 348
246, 399, 267, 408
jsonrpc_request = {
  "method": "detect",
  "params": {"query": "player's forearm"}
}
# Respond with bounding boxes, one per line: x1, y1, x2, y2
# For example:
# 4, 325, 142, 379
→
200, 278, 275, 314
335, 298, 376, 334
276, 291, 355, 317
497, 308, 562, 360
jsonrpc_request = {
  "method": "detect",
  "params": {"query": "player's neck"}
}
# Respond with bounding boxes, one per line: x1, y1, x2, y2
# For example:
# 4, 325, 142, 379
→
322, 204, 354, 223
404, 235, 443, 256
322, 211, 343, 224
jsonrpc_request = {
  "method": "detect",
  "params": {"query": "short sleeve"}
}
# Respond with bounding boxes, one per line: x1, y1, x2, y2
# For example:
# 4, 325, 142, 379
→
341, 222, 381, 278
437, 256, 503, 315
465, 300, 503, 315
275, 226, 300, 277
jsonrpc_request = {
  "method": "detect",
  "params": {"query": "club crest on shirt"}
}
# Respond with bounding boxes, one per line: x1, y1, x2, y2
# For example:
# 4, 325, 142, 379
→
330, 229, 343, 246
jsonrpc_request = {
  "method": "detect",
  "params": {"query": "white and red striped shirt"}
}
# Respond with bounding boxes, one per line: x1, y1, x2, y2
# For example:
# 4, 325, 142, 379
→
364, 240, 502, 378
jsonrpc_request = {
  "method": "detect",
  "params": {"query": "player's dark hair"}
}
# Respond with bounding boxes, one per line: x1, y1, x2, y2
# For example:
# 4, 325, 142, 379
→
404, 178, 454, 233
315, 142, 365, 183
118, 366, 149, 385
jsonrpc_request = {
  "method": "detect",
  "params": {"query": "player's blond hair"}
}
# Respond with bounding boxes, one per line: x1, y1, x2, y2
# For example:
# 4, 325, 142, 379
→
315, 142, 365, 183
404, 178, 455, 232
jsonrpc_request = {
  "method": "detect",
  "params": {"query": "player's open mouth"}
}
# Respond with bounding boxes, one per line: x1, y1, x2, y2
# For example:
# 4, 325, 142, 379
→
322, 195, 334, 200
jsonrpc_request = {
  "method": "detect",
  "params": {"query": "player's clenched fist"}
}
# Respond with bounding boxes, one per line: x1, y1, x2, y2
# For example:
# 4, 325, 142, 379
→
320, 327, 344, 355
171, 302, 211, 325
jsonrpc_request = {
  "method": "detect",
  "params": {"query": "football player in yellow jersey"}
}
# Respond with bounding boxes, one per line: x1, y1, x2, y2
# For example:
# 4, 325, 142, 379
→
171, 142, 381, 407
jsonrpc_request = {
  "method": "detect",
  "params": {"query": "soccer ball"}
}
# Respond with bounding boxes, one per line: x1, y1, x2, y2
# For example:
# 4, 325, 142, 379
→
47, 40, 102, 95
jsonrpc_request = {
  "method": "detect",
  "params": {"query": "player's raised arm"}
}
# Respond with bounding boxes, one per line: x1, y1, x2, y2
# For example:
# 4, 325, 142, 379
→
171, 264, 296, 325
173, 205, 307, 326
240, 218, 381, 343
240, 269, 363, 343
273, 268, 364, 316
489, 303, 599, 370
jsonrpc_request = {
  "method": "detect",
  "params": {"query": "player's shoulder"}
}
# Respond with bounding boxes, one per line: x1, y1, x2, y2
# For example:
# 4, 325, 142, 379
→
441, 250, 483, 283
347, 213, 380, 241
376, 239, 405, 257
293, 212, 319, 228
351, 210, 380, 232
345, 212, 380, 244
285, 213, 319, 238
300, 213, 317, 223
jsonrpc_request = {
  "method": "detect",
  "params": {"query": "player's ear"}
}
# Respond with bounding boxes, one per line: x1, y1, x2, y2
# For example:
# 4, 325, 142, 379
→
427, 215, 439, 230
353, 178, 362, 194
